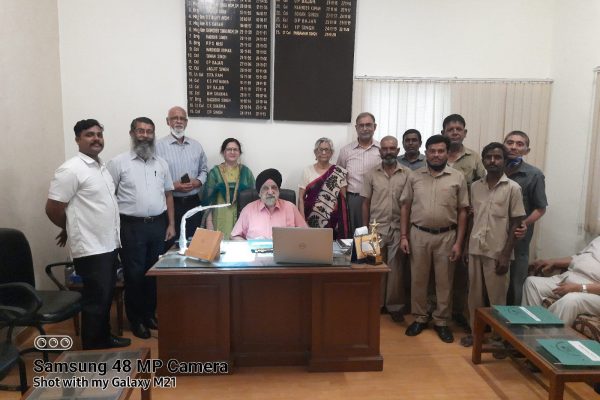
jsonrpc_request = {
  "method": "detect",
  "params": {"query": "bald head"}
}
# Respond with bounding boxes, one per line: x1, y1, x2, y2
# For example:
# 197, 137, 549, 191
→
166, 106, 188, 138
380, 135, 398, 147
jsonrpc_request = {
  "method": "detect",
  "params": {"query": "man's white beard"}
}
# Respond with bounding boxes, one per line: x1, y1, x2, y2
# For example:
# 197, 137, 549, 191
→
261, 194, 278, 208
170, 127, 185, 139
132, 138, 155, 161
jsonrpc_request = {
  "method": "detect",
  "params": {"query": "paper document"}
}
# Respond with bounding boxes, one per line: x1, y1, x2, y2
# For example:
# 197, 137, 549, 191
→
219, 241, 255, 262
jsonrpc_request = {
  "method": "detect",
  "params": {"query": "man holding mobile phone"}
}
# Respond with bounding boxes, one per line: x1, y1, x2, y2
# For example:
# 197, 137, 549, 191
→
156, 106, 208, 248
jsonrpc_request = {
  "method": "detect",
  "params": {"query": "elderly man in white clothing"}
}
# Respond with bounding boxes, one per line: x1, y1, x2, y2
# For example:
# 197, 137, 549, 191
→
522, 236, 600, 326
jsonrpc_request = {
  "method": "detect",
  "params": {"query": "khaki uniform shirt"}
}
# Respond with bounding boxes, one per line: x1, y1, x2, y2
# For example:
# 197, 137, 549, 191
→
469, 174, 526, 259
360, 163, 410, 236
402, 165, 469, 228
448, 146, 485, 187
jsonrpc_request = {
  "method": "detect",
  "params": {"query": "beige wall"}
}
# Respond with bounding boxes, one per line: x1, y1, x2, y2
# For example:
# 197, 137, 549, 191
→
0, 0, 67, 288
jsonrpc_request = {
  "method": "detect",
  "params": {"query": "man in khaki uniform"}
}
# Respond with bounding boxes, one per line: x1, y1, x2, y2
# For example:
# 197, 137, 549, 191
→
441, 114, 485, 329
361, 136, 410, 323
460, 143, 525, 347
401, 135, 469, 343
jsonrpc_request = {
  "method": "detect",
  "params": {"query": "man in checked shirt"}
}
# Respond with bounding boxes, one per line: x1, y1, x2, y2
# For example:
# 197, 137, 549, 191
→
336, 112, 381, 234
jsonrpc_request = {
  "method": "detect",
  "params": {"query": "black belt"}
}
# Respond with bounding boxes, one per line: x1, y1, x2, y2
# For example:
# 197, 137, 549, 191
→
412, 223, 457, 234
120, 212, 165, 224
347, 192, 360, 196
173, 195, 199, 203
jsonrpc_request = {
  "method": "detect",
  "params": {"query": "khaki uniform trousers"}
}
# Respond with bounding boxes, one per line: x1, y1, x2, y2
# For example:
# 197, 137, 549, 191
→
410, 227, 456, 325
380, 229, 405, 312
467, 255, 509, 329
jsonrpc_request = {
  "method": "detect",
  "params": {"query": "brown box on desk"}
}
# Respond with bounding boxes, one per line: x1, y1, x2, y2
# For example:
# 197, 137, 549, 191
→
185, 228, 223, 261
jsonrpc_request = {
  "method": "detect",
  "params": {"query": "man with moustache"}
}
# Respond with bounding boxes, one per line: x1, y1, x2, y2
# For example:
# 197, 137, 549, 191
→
361, 136, 410, 322
401, 135, 469, 343
107, 117, 175, 339
46, 119, 130, 349
460, 143, 525, 347
441, 114, 485, 330
156, 106, 207, 247
398, 129, 426, 170
337, 112, 381, 234
231, 168, 307, 240
503, 130, 548, 306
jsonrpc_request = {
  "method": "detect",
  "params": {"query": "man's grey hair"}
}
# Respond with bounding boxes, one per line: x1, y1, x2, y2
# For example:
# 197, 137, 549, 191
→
355, 112, 376, 124
313, 137, 335, 153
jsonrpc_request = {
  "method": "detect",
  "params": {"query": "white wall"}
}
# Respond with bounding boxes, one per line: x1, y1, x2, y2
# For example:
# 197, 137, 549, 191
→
0, 0, 66, 288
540, 0, 600, 257
355, 0, 554, 78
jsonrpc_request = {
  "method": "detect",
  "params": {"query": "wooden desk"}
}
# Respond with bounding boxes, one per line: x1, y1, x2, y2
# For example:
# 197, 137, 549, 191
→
147, 252, 388, 373
472, 308, 600, 400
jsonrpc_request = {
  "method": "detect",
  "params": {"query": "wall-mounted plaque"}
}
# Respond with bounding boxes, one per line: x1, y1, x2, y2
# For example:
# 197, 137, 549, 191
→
186, 0, 271, 119
273, 0, 357, 122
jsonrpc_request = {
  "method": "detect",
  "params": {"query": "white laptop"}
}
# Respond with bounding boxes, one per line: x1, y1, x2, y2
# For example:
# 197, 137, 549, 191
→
272, 227, 333, 264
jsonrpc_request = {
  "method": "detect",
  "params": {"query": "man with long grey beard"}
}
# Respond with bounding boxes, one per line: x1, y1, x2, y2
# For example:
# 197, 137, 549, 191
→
107, 117, 175, 339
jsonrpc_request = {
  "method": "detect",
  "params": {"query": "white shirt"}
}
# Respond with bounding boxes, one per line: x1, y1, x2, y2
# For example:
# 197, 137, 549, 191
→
107, 151, 174, 217
299, 165, 322, 189
48, 153, 120, 258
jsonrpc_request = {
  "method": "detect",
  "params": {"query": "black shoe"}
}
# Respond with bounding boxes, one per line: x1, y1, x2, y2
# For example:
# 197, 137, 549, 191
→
405, 321, 428, 336
460, 334, 473, 347
389, 311, 405, 323
108, 335, 131, 348
131, 322, 151, 339
145, 317, 158, 330
433, 325, 454, 343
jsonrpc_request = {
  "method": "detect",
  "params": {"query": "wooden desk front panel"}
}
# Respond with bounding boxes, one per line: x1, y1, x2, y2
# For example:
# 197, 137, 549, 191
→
310, 273, 383, 371
232, 275, 311, 366
157, 275, 230, 362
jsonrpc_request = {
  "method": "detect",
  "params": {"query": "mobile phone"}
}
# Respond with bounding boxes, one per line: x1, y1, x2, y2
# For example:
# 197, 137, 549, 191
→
181, 173, 190, 183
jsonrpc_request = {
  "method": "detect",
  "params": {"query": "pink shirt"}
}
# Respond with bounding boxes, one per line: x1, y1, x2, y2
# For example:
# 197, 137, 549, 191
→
231, 199, 308, 239
336, 140, 381, 193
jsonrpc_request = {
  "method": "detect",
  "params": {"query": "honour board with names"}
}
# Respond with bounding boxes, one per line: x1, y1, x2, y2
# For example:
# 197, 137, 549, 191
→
186, 0, 271, 119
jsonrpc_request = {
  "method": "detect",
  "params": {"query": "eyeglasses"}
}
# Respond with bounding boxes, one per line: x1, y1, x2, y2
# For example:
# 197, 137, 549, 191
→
134, 128, 154, 134
224, 148, 240, 152
169, 116, 188, 122
356, 123, 374, 129
316, 148, 332, 153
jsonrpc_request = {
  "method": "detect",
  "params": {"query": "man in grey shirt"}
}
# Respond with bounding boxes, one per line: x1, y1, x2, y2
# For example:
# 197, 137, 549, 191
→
108, 117, 175, 339
398, 129, 425, 170
156, 106, 208, 246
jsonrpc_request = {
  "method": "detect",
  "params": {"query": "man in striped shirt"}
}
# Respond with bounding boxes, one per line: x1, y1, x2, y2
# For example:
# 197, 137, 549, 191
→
156, 106, 208, 248
336, 112, 381, 234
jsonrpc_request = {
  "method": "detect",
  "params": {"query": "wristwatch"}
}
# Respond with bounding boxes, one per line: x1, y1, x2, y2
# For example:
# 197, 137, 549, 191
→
582, 284, 588, 293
